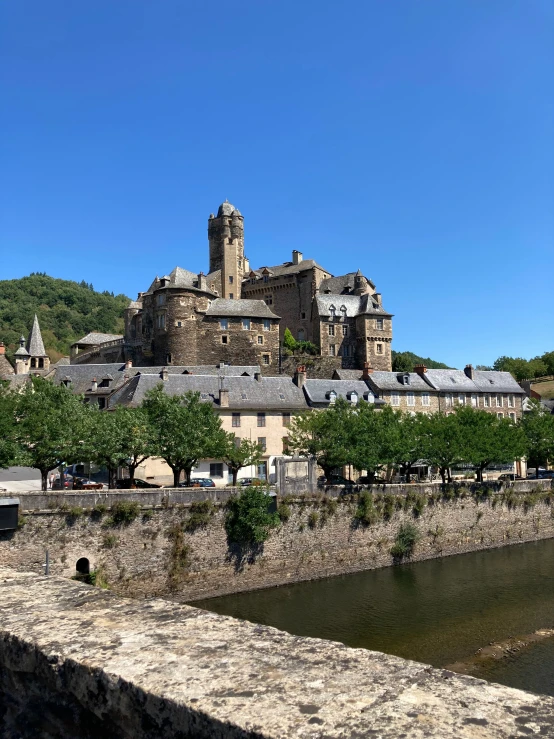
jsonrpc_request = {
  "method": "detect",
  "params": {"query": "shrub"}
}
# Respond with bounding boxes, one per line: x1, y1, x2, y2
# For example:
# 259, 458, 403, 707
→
142, 509, 154, 522
320, 496, 338, 525
90, 504, 107, 520
390, 523, 420, 560
277, 502, 291, 523
524, 494, 538, 512
167, 524, 192, 588
108, 501, 140, 526
184, 500, 215, 532
17, 514, 27, 529
102, 533, 118, 549
355, 492, 379, 526
225, 487, 279, 546
307, 511, 319, 529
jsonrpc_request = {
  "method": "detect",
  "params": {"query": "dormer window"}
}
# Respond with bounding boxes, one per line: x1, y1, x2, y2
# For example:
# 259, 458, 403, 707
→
99, 375, 113, 388
347, 391, 358, 406
62, 377, 72, 388
340, 305, 347, 320
327, 390, 337, 404
329, 305, 336, 319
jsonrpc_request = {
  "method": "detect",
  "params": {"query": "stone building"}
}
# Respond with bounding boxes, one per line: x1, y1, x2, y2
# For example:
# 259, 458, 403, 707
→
71, 200, 393, 373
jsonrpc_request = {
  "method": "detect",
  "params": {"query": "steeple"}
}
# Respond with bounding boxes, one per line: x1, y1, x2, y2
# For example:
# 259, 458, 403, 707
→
27, 314, 47, 357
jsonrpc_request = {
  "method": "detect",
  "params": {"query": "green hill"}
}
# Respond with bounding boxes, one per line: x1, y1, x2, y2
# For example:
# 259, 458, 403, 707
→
0, 273, 129, 362
392, 350, 451, 372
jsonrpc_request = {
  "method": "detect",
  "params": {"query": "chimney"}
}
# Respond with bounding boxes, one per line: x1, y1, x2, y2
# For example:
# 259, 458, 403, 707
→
161, 367, 168, 381
198, 272, 207, 291
125, 359, 132, 369
464, 364, 475, 380
362, 362, 373, 380
294, 365, 306, 389
254, 371, 262, 382
219, 388, 229, 407
414, 364, 427, 376
91, 378, 97, 392
0, 342, 4, 355
292, 250, 303, 265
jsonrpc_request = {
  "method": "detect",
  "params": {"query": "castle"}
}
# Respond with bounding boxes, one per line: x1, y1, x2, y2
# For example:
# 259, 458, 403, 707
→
71, 201, 393, 373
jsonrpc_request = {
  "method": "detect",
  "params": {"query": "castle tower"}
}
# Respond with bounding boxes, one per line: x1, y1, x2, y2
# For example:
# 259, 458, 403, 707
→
208, 201, 245, 299
14, 335, 30, 374
27, 314, 50, 371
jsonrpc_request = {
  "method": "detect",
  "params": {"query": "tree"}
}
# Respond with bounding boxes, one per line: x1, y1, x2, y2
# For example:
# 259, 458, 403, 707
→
283, 327, 297, 352
394, 413, 428, 480
15, 377, 86, 490
419, 412, 464, 483
286, 398, 352, 479
143, 385, 226, 487
82, 406, 155, 487
0, 382, 20, 469
528, 358, 548, 379
222, 435, 263, 486
521, 400, 554, 477
349, 404, 401, 483
455, 406, 526, 482
225, 486, 279, 545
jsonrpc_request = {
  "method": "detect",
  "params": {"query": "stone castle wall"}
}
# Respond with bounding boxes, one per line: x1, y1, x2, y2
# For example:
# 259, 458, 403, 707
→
2, 481, 552, 603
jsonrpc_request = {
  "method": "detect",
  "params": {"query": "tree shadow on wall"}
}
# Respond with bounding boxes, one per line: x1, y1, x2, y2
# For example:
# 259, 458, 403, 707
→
225, 541, 265, 573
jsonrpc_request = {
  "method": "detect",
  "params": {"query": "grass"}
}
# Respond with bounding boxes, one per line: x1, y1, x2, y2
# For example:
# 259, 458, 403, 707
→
390, 523, 420, 560
531, 379, 554, 400
184, 500, 215, 532
106, 501, 140, 526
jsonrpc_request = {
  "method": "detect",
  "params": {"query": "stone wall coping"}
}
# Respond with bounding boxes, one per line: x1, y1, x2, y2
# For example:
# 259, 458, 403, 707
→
1, 567, 554, 738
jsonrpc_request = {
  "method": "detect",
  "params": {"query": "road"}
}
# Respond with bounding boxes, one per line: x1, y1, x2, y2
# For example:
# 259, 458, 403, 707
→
0, 467, 42, 493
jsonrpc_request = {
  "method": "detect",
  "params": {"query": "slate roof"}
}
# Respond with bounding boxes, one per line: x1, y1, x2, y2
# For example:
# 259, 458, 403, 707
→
27, 315, 47, 356
421, 369, 525, 394
332, 369, 364, 381
315, 294, 392, 318
217, 201, 239, 217
0, 354, 14, 378
303, 379, 378, 407
366, 372, 434, 392
73, 332, 124, 347
109, 374, 308, 410
319, 272, 376, 294
205, 299, 279, 319
247, 259, 328, 280
51, 363, 263, 395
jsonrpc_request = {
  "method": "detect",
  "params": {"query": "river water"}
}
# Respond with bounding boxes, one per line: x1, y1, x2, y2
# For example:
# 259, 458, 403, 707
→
196, 539, 554, 696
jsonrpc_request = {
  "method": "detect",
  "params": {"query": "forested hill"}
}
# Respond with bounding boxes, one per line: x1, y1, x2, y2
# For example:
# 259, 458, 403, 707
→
392, 350, 451, 371
0, 274, 129, 361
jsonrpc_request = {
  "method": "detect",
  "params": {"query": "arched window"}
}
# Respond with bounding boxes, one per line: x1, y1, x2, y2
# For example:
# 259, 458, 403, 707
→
298, 329, 305, 342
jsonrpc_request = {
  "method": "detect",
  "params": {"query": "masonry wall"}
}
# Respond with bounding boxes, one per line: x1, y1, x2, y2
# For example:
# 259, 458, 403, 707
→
2, 480, 552, 603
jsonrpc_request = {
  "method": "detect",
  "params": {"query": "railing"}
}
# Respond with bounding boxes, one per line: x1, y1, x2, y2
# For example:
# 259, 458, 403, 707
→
72, 338, 125, 364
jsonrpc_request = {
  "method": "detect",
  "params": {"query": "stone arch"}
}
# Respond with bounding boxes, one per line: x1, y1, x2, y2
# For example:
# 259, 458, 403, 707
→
76, 557, 90, 575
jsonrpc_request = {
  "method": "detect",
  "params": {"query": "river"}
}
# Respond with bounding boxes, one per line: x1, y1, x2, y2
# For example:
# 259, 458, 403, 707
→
196, 538, 554, 696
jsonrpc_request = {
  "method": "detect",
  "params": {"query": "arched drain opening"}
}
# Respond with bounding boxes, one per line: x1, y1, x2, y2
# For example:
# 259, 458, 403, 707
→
76, 557, 90, 575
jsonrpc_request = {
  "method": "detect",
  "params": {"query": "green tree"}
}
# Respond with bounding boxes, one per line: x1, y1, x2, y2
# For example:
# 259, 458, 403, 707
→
283, 327, 297, 352
455, 406, 526, 482
222, 435, 263, 486
528, 358, 548, 379
394, 413, 428, 480
521, 400, 554, 477
420, 412, 464, 484
143, 386, 226, 487
541, 352, 554, 376
15, 377, 86, 490
225, 486, 279, 545
349, 404, 401, 483
0, 382, 20, 469
286, 398, 352, 479
391, 350, 450, 371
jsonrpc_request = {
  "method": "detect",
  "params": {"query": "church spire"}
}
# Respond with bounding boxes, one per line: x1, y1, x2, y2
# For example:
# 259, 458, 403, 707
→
27, 314, 47, 357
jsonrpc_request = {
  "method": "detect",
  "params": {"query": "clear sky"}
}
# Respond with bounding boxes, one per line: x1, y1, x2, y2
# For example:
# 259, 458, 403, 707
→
1, 0, 552, 368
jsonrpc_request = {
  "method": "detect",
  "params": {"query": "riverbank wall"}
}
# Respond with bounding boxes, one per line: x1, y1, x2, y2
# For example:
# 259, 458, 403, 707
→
4, 567, 554, 738
1, 480, 552, 602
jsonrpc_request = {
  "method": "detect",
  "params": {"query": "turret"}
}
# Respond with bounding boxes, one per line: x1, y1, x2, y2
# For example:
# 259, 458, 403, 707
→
208, 201, 245, 299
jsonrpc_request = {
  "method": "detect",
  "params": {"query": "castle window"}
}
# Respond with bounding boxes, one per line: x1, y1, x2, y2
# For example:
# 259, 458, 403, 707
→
421, 393, 430, 407
407, 392, 415, 406
242, 318, 251, 330
156, 313, 166, 329
376, 318, 384, 330
157, 294, 165, 306
257, 412, 266, 427
229, 293, 233, 299
232, 413, 241, 427
262, 354, 270, 365
264, 295, 273, 305
263, 319, 270, 331
263, 275, 269, 283
376, 344, 383, 355
328, 324, 335, 336
257, 335, 263, 344
38, 358, 44, 369
391, 393, 400, 406
221, 336, 228, 344
298, 329, 305, 341
229, 276, 233, 284
220, 318, 229, 330
329, 345, 336, 356
301, 312, 306, 319
176, 321, 182, 327
342, 325, 348, 336
31, 358, 36, 369
166, 354, 172, 364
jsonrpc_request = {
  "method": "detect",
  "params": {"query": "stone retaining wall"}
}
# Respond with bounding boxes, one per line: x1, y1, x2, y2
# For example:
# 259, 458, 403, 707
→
1, 567, 554, 738
1, 481, 552, 602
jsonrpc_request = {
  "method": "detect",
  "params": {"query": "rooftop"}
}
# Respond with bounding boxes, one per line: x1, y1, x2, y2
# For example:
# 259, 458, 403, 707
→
205, 298, 279, 319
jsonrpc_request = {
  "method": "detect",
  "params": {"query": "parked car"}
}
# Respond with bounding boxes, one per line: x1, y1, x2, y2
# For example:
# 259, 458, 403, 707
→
181, 478, 216, 488
52, 474, 73, 490
240, 478, 264, 487
115, 478, 161, 489
73, 478, 104, 490
538, 471, 554, 479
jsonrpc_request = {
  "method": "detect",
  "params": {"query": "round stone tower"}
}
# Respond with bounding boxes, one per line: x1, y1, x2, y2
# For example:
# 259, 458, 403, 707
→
208, 201, 245, 299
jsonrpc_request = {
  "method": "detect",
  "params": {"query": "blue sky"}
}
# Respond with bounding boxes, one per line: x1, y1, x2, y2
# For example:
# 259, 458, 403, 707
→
1, 0, 552, 368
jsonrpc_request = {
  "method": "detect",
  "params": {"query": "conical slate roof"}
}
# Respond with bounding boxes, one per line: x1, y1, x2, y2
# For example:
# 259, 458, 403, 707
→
26, 314, 47, 357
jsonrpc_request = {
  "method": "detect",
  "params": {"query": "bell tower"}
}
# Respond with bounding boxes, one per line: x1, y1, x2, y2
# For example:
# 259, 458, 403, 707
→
208, 201, 245, 299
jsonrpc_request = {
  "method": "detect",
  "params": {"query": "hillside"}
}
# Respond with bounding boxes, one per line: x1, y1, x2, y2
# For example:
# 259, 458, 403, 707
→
0, 274, 129, 362
391, 350, 451, 371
